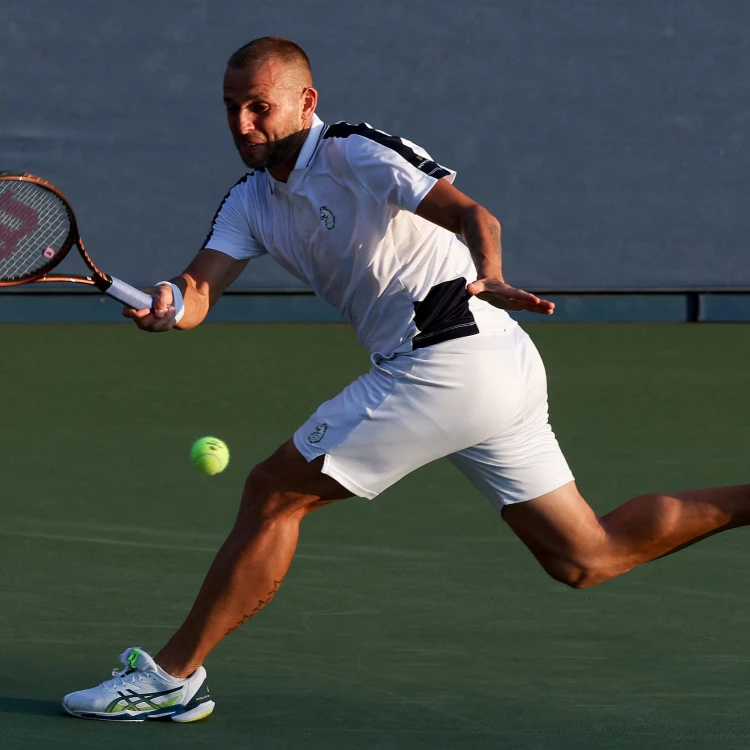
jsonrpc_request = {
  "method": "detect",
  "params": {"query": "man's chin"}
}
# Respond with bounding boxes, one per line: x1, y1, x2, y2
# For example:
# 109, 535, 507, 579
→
234, 144, 266, 170
241, 156, 267, 171
240, 153, 288, 172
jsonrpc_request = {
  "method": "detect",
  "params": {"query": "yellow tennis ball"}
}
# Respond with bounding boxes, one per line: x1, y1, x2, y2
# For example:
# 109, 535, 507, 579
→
190, 437, 230, 475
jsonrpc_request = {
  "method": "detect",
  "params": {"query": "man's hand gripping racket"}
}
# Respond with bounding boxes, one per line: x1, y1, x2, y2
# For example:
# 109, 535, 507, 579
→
0, 172, 154, 310
124, 283, 178, 332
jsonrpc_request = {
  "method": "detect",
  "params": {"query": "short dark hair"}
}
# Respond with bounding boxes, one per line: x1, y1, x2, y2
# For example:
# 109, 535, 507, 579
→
227, 37, 312, 83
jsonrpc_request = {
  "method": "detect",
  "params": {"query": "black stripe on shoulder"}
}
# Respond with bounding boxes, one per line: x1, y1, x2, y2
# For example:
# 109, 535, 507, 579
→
324, 122, 451, 179
201, 173, 253, 249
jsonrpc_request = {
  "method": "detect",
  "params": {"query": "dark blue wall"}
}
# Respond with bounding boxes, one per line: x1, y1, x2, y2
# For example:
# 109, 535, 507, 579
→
2, 1, 749, 290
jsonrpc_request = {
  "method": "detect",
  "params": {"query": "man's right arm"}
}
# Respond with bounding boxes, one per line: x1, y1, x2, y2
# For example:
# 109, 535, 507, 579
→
123, 249, 249, 332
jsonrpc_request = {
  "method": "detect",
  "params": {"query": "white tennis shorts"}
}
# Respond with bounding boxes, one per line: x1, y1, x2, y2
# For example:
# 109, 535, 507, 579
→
293, 324, 574, 510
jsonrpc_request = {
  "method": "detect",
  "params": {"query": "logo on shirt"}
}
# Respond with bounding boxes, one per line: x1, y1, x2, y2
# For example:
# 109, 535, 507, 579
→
319, 207, 335, 230
307, 424, 328, 443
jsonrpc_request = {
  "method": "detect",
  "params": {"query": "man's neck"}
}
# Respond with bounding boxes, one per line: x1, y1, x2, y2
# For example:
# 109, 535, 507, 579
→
268, 160, 297, 183
268, 123, 313, 183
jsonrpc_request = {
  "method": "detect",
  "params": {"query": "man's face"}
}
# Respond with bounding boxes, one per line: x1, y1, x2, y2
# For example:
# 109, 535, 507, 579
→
223, 60, 312, 172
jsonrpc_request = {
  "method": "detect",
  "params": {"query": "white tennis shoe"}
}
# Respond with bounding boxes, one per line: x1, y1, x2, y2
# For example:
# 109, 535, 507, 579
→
62, 647, 214, 722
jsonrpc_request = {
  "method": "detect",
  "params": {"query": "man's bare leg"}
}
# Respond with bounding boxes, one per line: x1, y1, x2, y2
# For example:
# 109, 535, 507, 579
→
502, 481, 750, 588
155, 440, 352, 678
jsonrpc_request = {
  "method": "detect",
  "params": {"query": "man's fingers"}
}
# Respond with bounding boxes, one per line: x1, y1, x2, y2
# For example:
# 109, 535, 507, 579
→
122, 305, 176, 331
143, 314, 177, 332
499, 296, 555, 314
152, 284, 174, 315
467, 279, 555, 316
122, 306, 152, 320
468, 279, 539, 302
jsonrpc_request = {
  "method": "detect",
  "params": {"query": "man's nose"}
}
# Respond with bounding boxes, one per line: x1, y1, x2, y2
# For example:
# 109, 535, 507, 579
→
238, 110, 256, 134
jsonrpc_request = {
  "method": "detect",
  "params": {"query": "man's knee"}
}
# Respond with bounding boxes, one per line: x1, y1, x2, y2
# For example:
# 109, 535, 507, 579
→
244, 460, 281, 502
543, 558, 599, 589
237, 440, 349, 526
240, 460, 310, 524
502, 486, 625, 590
537, 552, 620, 590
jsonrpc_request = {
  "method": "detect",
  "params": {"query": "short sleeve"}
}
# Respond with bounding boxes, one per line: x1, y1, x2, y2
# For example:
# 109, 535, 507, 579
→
340, 125, 456, 213
202, 179, 267, 261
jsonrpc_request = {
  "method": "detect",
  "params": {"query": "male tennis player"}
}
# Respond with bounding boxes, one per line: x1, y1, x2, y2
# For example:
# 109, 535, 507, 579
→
62, 37, 750, 722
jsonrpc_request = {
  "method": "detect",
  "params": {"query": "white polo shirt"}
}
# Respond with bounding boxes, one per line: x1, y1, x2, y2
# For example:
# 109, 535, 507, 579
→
204, 113, 513, 356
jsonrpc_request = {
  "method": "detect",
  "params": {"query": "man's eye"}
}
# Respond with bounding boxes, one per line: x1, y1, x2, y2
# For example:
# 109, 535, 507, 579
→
253, 104, 270, 113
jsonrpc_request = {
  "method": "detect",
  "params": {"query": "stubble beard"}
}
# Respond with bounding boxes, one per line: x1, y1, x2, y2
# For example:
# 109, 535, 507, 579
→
236, 129, 306, 172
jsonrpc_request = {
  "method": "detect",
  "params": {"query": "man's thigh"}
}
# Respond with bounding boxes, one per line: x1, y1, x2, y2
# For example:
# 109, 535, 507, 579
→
500, 481, 611, 586
501, 481, 602, 558
257, 439, 355, 502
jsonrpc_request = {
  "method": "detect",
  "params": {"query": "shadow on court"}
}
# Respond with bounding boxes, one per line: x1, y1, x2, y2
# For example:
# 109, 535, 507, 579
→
0, 697, 62, 717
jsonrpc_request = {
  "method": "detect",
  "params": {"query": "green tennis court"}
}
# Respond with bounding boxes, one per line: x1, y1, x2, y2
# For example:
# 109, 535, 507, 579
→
1, 322, 749, 749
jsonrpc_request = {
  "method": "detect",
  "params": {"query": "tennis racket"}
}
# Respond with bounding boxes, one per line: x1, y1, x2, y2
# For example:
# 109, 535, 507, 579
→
0, 172, 153, 309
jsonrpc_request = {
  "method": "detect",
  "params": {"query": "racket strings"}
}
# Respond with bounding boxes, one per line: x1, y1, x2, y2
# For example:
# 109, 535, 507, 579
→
0, 181, 71, 281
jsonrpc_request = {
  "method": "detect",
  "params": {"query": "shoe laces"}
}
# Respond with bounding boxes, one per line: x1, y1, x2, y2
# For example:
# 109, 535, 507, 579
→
102, 666, 148, 691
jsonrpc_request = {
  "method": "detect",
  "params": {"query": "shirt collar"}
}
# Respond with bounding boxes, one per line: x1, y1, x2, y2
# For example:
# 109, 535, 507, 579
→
266, 113, 325, 192
292, 112, 325, 171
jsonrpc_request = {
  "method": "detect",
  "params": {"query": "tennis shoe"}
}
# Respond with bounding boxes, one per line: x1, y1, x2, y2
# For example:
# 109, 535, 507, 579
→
62, 647, 214, 722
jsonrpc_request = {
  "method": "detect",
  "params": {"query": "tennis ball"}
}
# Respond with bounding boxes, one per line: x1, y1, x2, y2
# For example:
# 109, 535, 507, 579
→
190, 437, 230, 475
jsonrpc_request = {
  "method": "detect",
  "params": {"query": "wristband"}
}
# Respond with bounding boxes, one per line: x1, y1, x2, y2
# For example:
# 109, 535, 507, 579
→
155, 281, 185, 323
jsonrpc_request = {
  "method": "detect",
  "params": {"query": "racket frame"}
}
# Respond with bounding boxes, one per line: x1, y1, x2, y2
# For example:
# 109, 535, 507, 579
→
0, 172, 109, 289
0, 172, 153, 309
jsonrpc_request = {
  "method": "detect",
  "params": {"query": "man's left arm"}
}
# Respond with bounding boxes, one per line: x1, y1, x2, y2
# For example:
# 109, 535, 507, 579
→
415, 179, 554, 315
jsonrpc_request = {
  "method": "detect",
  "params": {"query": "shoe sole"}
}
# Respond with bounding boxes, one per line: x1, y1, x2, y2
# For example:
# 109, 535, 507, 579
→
62, 700, 215, 723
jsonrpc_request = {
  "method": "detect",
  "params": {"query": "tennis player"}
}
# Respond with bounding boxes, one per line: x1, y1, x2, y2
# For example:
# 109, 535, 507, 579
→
62, 37, 750, 722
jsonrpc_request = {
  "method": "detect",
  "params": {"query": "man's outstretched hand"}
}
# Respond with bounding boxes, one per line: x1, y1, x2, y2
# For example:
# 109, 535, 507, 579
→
467, 279, 555, 315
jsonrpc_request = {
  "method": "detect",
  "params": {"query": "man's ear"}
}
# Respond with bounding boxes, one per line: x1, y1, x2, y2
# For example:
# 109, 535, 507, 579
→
302, 87, 318, 119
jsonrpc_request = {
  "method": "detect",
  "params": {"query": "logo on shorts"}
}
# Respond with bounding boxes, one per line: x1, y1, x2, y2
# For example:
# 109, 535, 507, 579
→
307, 424, 328, 443
319, 206, 335, 230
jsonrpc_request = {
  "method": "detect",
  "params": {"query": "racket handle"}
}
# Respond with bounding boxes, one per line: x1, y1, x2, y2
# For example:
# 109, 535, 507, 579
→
106, 276, 154, 310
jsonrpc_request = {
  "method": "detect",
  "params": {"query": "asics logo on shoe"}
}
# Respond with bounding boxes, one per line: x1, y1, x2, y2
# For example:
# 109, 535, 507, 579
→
106, 687, 182, 713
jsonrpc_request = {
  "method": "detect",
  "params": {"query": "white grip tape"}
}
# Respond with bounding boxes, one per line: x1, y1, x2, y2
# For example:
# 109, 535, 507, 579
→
155, 281, 185, 323
107, 276, 154, 310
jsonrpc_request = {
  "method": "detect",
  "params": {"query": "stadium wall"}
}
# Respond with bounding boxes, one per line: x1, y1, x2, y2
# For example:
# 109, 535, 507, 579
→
1, 0, 749, 321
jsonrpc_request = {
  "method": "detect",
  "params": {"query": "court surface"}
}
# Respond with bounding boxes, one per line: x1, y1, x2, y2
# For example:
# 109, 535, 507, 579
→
1, 322, 749, 749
